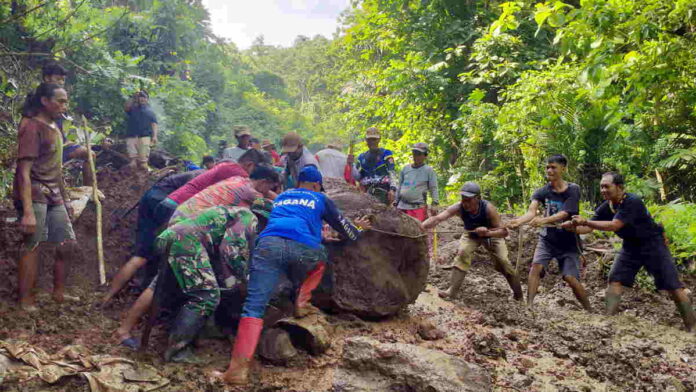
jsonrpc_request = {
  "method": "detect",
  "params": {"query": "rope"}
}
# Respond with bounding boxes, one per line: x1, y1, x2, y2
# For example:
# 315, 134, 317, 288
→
369, 227, 427, 239
366, 224, 565, 239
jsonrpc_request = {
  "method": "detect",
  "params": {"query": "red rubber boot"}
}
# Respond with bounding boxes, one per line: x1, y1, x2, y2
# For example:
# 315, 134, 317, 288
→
220, 317, 263, 385
294, 262, 325, 318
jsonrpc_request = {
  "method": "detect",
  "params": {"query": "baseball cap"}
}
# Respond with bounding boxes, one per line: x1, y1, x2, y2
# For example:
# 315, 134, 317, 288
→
459, 182, 481, 198
281, 132, 302, 153
261, 139, 274, 148
233, 125, 252, 138
298, 165, 323, 184
412, 142, 428, 154
365, 127, 381, 139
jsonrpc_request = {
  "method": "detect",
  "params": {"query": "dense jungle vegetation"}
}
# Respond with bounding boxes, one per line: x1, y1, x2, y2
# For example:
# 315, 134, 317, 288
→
1, 0, 694, 269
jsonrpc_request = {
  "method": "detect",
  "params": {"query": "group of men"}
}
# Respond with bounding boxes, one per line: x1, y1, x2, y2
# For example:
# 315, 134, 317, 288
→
423, 154, 694, 332
11, 62, 693, 388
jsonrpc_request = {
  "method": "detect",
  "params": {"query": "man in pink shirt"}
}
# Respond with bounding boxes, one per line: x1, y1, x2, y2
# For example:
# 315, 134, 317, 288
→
170, 166, 280, 224
153, 149, 266, 226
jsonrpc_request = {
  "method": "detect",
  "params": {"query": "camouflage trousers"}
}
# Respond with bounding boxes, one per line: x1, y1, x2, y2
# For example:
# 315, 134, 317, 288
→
157, 205, 257, 317
167, 233, 221, 316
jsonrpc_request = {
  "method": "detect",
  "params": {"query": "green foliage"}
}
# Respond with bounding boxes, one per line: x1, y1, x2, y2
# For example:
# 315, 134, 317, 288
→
650, 203, 696, 272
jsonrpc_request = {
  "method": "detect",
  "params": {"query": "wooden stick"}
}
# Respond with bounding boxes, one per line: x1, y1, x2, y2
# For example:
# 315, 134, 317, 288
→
433, 230, 438, 263
515, 227, 524, 273
655, 169, 667, 201
83, 117, 106, 285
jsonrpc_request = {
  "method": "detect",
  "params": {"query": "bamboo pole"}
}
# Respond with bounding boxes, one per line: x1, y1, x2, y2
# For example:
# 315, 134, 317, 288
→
655, 169, 667, 201
82, 116, 106, 285
432, 230, 438, 264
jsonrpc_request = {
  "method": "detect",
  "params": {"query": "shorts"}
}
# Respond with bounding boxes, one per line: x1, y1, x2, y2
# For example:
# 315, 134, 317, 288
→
126, 136, 151, 163
400, 207, 427, 222
532, 238, 580, 279
63, 144, 82, 162
609, 237, 683, 291
15, 201, 76, 251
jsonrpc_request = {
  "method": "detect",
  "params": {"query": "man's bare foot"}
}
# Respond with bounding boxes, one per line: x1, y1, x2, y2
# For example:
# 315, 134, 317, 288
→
20, 303, 39, 312
52, 293, 80, 303
438, 289, 451, 300
210, 368, 249, 386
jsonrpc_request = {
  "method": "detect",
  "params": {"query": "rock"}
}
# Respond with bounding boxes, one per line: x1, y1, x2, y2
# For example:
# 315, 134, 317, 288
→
472, 332, 506, 359
276, 314, 331, 355
258, 328, 297, 364
511, 373, 533, 389
0, 354, 12, 384
519, 357, 535, 369
335, 336, 491, 392
316, 178, 429, 318
417, 320, 446, 340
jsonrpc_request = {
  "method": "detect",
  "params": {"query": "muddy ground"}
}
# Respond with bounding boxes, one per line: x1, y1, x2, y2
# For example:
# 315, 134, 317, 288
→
0, 169, 694, 391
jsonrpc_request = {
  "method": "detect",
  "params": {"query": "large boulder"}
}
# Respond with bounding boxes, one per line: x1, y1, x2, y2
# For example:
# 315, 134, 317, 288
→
334, 337, 492, 392
316, 178, 429, 318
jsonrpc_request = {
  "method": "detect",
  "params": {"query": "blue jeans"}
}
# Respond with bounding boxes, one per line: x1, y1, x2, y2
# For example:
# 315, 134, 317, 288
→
242, 236, 327, 319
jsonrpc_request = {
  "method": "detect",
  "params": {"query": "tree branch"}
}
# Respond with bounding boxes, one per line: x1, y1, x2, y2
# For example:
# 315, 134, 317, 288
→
52, 9, 130, 54
0, 52, 90, 74
33, 0, 89, 40
0, 0, 52, 26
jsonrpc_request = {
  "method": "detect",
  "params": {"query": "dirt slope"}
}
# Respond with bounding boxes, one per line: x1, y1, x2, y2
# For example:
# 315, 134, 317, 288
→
0, 179, 694, 391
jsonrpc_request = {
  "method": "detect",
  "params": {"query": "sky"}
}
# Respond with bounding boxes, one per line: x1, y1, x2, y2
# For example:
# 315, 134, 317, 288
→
201, 0, 350, 49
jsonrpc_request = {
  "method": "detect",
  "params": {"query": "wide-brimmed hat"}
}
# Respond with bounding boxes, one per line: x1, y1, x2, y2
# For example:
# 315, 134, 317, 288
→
233, 125, 252, 137
281, 132, 302, 153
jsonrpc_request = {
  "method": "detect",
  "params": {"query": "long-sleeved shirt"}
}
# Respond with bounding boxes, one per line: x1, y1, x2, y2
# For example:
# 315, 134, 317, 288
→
167, 162, 248, 204
171, 176, 260, 222
260, 188, 361, 248
396, 164, 438, 210
351, 148, 397, 191
282, 147, 319, 189
153, 170, 205, 194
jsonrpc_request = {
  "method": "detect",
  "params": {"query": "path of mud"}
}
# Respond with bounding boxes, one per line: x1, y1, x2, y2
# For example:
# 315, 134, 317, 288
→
0, 173, 694, 391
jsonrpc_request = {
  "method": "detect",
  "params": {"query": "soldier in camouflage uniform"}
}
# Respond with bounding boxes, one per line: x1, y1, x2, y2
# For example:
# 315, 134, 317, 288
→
159, 200, 271, 362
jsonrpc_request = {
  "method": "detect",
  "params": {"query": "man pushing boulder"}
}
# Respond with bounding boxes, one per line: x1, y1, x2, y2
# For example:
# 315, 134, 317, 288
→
215, 166, 372, 385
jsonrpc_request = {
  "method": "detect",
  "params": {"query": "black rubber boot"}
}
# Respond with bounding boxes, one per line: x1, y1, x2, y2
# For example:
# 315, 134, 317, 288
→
676, 300, 696, 332
164, 307, 208, 362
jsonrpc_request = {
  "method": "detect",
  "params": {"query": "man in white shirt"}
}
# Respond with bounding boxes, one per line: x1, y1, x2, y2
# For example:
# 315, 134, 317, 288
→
315, 144, 347, 179
222, 126, 252, 162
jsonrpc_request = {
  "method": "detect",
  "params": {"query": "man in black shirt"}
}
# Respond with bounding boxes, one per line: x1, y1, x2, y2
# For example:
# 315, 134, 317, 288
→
565, 172, 694, 331
422, 182, 522, 301
508, 154, 591, 311
124, 91, 158, 171
100, 169, 206, 307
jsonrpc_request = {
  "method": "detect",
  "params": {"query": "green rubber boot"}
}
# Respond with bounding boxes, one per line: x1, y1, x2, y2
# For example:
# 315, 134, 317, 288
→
676, 301, 696, 332
439, 269, 466, 300
605, 292, 622, 316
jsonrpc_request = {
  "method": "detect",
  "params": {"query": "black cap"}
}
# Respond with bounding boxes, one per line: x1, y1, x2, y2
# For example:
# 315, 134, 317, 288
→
459, 182, 481, 198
